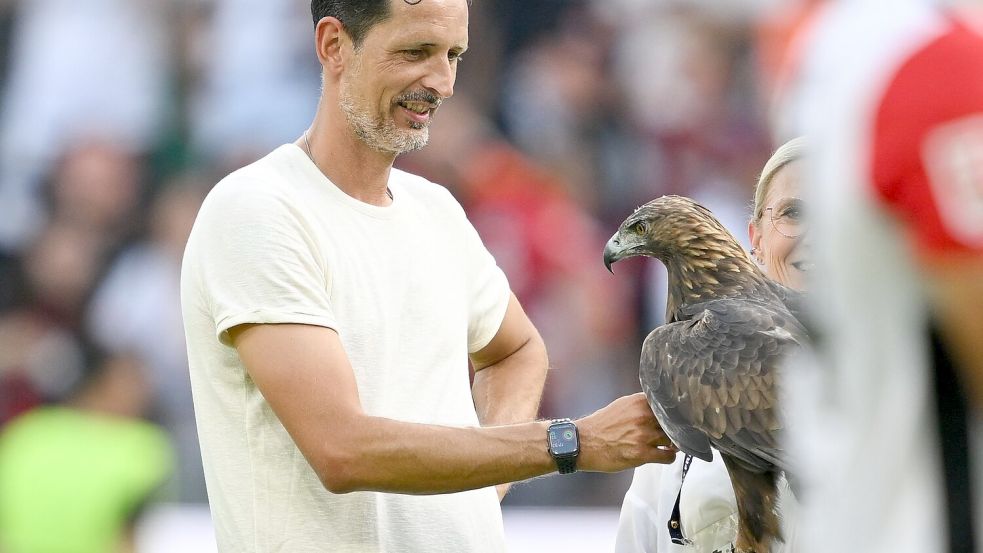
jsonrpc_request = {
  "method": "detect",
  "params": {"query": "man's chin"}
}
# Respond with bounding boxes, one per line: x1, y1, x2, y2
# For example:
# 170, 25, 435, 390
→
390, 129, 429, 155
355, 126, 429, 156
373, 139, 429, 157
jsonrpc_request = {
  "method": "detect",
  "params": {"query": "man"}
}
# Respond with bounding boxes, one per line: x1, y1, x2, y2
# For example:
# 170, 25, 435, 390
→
180, 1, 677, 552
779, 0, 983, 551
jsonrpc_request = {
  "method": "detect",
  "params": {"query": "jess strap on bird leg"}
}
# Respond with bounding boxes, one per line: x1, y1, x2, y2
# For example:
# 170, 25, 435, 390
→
667, 454, 694, 545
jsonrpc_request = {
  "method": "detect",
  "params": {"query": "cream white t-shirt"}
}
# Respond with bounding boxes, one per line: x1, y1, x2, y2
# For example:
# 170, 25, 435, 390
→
181, 144, 512, 553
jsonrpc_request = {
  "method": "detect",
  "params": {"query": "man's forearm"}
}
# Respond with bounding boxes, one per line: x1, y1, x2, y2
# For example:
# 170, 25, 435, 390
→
314, 416, 556, 495
314, 394, 677, 496
350, 330, 548, 497
308, 392, 675, 495
232, 313, 674, 498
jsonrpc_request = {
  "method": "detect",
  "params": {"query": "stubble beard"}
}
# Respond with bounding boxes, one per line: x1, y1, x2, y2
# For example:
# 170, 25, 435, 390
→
339, 73, 431, 156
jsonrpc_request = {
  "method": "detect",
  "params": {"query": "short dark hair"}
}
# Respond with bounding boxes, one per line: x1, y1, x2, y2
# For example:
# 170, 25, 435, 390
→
311, 0, 393, 47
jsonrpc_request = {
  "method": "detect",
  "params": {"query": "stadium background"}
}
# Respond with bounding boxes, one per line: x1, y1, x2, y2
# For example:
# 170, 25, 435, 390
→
0, 0, 819, 549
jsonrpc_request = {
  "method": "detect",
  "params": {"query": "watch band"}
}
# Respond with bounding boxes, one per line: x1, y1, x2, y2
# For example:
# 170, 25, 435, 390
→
555, 455, 577, 474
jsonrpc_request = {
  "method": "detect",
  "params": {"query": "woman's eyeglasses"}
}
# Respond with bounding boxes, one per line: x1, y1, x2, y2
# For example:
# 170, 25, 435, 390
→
765, 199, 805, 239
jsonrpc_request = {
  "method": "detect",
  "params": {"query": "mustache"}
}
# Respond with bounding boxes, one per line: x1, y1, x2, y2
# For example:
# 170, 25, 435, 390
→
395, 90, 442, 109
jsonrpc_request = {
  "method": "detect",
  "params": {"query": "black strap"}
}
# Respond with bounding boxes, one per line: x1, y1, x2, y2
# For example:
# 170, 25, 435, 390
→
929, 323, 977, 553
668, 454, 694, 545
555, 455, 577, 474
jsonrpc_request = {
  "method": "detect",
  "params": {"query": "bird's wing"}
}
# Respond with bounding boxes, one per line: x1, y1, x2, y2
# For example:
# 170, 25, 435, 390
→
765, 279, 814, 335
640, 298, 805, 473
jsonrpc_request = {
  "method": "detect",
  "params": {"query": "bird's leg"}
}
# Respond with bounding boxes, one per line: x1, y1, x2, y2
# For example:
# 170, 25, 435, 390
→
721, 455, 781, 553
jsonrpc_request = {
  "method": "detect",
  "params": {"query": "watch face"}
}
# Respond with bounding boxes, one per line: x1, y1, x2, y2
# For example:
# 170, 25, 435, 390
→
548, 423, 579, 456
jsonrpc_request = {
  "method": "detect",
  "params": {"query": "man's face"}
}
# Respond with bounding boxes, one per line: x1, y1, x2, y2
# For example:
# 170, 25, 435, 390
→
339, 0, 469, 156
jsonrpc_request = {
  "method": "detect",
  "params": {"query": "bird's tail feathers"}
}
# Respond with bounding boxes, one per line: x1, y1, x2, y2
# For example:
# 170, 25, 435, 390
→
722, 455, 783, 551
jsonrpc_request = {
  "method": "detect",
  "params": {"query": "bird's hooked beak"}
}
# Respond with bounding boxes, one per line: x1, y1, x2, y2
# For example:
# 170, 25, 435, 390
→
604, 232, 626, 273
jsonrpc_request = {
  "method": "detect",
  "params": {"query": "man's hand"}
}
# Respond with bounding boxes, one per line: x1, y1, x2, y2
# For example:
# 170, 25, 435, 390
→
576, 393, 678, 471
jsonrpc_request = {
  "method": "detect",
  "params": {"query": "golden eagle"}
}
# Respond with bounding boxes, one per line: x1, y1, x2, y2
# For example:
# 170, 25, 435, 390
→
603, 195, 808, 553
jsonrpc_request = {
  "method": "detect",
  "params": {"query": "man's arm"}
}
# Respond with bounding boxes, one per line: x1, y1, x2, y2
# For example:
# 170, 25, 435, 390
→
470, 294, 549, 499
230, 322, 675, 495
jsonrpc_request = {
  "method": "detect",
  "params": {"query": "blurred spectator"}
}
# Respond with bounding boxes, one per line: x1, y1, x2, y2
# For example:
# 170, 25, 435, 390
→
47, 140, 145, 245
499, 5, 618, 213
0, 3, 16, 97
23, 220, 107, 328
87, 177, 210, 502
609, 5, 770, 202
188, 0, 320, 169
494, 0, 581, 56
444, 2, 504, 116
0, 347, 173, 553
0, 0, 169, 253
0, 135, 148, 427
0, 220, 105, 424
583, 4, 774, 342
753, 0, 826, 104
0, 309, 47, 423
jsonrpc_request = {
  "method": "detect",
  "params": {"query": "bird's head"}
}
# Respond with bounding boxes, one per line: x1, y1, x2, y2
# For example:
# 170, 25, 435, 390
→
603, 195, 749, 272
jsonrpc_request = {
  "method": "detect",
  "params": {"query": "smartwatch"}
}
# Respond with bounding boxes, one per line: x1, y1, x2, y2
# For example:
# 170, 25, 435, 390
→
547, 418, 580, 474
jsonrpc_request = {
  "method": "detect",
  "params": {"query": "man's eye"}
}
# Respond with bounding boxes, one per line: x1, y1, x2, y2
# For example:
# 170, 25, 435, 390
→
449, 53, 465, 63
403, 49, 425, 60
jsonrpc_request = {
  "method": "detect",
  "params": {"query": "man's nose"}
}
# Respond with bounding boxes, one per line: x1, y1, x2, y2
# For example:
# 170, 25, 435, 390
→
421, 57, 455, 99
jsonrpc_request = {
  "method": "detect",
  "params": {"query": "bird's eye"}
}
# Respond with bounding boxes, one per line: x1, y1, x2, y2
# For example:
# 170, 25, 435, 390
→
633, 221, 648, 235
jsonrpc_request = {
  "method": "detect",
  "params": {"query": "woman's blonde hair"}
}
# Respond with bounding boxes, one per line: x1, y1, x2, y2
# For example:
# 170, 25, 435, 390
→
752, 137, 806, 222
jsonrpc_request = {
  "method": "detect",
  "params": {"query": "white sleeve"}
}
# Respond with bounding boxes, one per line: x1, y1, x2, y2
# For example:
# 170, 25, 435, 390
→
615, 464, 669, 553
444, 192, 510, 353
188, 178, 337, 346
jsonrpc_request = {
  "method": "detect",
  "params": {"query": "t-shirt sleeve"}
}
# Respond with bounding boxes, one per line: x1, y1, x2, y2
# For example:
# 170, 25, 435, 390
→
188, 177, 337, 345
870, 23, 983, 256
446, 194, 510, 354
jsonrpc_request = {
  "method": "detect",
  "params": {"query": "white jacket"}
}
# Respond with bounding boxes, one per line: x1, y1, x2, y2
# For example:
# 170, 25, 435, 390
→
615, 453, 797, 553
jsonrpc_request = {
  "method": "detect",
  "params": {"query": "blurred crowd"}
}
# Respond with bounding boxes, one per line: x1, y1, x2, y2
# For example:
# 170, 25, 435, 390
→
0, 0, 818, 520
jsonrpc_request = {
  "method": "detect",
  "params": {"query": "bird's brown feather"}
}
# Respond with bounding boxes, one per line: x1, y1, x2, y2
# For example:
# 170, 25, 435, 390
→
608, 195, 809, 552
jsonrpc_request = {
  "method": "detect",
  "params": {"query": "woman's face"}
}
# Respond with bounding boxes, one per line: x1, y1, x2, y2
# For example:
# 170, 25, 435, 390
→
749, 161, 809, 291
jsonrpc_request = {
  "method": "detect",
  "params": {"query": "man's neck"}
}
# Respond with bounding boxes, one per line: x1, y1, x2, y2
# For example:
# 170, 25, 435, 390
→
303, 106, 396, 207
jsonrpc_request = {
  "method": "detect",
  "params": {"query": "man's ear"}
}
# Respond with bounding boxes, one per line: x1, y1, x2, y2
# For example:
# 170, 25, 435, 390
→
315, 17, 349, 76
